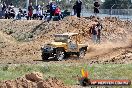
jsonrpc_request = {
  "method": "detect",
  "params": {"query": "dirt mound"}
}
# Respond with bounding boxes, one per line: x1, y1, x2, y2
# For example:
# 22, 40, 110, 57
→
0, 16, 129, 43
0, 16, 132, 64
25, 72, 43, 82
0, 72, 69, 88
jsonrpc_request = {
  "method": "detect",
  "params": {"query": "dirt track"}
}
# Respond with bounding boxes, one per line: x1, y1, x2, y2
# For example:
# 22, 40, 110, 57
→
0, 16, 132, 64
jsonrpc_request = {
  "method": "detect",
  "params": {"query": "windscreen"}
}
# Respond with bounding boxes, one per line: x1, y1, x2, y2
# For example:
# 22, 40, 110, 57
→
54, 35, 68, 43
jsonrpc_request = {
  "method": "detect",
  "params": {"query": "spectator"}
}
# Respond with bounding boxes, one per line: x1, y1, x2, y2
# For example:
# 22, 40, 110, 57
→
89, 24, 98, 44
28, 3, 34, 20
0, 3, 3, 18
52, 2, 57, 13
2, 2, 6, 12
54, 6, 62, 20
19, 8, 23, 14
94, 1, 100, 16
49, 2, 53, 20
49, 1, 56, 20
73, 3, 77, 15
41, 3, 45, 14
8, 3, 15, 19
76, 0, 82, 18
44, 4, 50, 20
17, 8, 23, 20
46, 4, 50, 13
36, 5, 43, 20
4, 7, 9, 19
0, 4, 2, 11
9, 8, 15, 19
8, 3, 14, 9
96, 22, 103, 43
36, 5, 42, 16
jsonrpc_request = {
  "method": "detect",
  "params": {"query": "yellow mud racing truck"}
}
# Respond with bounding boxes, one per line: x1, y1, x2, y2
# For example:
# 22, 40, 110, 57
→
41, 33, 88, 61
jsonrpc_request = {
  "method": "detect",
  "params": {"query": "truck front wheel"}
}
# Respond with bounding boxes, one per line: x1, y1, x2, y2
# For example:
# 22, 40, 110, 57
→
56, 49, 65, 61
42, 53, 49, 61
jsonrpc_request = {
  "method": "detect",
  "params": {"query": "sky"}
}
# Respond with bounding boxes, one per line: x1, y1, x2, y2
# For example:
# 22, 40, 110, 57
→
101, 0, 105, 2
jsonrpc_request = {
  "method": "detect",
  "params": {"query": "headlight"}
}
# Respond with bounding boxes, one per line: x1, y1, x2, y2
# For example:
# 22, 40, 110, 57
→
44, 45, 54, 51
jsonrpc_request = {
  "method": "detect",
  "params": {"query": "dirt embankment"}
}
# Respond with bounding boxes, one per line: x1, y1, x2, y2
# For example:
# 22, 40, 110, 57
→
0, 16, 132, 64
0, 72, 69, 88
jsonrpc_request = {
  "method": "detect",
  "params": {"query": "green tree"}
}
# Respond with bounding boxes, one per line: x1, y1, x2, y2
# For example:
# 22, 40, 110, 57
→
102, 0, 131, 9
83, 0, 93, 9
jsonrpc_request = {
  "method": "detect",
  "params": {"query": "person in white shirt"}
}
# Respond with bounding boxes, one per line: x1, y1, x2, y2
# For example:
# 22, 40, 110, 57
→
0, 4, 2, 11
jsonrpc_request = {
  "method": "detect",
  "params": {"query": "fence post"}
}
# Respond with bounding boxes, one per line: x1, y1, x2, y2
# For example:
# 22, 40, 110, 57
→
36, 0, 38, 6
127, 5, 131, 21
26, 0, 29, 14
110, 4, 115, 17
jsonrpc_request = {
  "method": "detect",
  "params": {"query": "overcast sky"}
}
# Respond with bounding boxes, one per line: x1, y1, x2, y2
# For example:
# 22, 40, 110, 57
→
101, 0, 105, 2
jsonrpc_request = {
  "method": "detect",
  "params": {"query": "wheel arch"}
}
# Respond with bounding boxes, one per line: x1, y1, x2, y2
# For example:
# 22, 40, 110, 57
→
79, 46, 88, 52
55, 47, 65, 52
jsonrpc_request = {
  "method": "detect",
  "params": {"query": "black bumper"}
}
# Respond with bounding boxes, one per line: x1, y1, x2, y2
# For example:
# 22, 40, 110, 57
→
41, 48, 56, 58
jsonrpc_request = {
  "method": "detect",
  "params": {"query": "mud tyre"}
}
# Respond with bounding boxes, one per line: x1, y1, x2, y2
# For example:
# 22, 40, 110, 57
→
77, 49, 86, 59
42, 53, 49, 61
56, 49, 65, 61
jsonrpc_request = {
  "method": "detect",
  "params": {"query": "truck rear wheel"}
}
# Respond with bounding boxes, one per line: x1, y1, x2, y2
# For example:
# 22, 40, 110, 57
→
56, 49, 65, 61
77, 49, 85, 59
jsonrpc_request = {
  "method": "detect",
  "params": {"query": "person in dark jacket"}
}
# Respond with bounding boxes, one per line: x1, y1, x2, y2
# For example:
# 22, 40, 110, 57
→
17, 8, 23, 20
73, 3, 77, 15
89, 24, 98, 44
94, 1, 100, 16
8, 3, 15, 19
28, 3, 34, 20
2, 2, 6, 12
2, 2, 7, 18
76, 0, 82, 18
49, 1, 56, 20
96, 22, 103, 43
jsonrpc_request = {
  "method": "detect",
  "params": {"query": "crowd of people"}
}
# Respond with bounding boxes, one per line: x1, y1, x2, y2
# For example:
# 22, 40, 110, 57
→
1, 2, 16, 19
0, 0, 100, 20
26, 0, 83, 20
0, 1, 69, 21
0, 2, 62, 20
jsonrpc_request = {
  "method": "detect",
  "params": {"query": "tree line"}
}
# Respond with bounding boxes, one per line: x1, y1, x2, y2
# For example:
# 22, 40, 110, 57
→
1, 0, 132, 9
102, 0, 132, 9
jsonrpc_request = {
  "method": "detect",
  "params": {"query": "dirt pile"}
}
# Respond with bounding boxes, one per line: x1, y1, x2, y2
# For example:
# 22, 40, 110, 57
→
108, 49, 132, 64
25, 72, 43, 82
0, 72, 69, 88
0, 16, 130, 43
36, 16, 129, 43
0, 16, 132, 64
0, 19, 43, 41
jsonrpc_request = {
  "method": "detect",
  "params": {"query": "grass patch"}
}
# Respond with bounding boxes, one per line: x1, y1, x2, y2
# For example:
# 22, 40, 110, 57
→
0, 63, 131, 87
